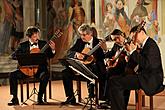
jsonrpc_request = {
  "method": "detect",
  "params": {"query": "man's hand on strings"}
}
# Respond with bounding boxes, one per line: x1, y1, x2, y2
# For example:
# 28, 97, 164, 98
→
49, 40, 56, 51
100, 41, 108, 52
75, 52, 84, 60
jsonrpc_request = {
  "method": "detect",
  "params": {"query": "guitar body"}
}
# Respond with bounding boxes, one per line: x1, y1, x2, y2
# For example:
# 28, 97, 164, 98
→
19, 48, 40, 76
20, 66, 38, 76
18, 29, 62, 76
106, 53, 125, 69
79, 48, 94, 65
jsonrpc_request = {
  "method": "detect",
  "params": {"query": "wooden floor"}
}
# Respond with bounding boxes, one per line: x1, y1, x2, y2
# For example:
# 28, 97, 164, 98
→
0, 80, 165, 110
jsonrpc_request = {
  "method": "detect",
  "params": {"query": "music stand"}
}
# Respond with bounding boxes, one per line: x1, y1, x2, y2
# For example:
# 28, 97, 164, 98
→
66, 58, 98, 110
16, 53, 46, 104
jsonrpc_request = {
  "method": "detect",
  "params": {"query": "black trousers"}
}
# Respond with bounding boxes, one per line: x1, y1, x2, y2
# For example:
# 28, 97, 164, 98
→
62, 66, 105, 100
62, 68, 75, 97
9, 69, 49, 100
108, 75, 140, 110
104, 68, 130, 106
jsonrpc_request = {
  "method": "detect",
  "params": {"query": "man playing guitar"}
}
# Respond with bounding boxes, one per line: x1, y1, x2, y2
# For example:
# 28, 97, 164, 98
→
61, 24, 106, 104
8, 26, 56, 105
108, 22, 164, 110
100, 29, 130, 108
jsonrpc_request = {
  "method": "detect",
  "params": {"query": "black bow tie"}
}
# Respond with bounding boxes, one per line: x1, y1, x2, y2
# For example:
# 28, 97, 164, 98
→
86, 42, 90, 45
31, 43, 38, 46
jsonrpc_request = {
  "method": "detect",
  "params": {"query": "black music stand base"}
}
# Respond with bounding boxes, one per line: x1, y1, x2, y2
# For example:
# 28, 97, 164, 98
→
83, 83, 96, 110
83, 98, 95, 110
21, 80, 39, 105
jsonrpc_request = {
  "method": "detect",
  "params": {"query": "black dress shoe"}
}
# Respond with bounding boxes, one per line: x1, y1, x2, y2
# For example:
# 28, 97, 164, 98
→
97, 105, 111, 109
61, 96, 76, 105
8, 98, 19, 106
97, 100, 111, 109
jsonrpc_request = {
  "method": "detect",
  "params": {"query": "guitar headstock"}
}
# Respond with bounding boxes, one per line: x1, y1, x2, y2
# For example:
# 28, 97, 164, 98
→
50, 29, 63, 40
136, 20, 146, 33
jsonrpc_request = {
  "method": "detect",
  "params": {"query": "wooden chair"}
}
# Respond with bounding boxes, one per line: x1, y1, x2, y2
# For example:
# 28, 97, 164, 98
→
135, 85, 164, 110
20, 77, 47, 103
20, 59, 52, 103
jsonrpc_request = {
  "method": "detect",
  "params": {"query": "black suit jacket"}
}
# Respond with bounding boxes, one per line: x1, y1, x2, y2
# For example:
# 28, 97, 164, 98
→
67, 37, 106, 76
105, 43, 127, 76
105, 43, 121, 58
12, 40, 55, 72
129, 38, 164, 96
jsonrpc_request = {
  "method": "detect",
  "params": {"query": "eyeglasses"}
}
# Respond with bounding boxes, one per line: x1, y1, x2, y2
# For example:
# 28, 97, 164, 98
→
80, 33, 87, 36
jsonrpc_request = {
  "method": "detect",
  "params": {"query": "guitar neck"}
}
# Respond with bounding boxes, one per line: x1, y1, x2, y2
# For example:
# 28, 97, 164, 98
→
40, 43, 49, 53
87, 43, 100, 56
113, 46, 124, 60
40, 34, 57, 53
85, 34, 110, 56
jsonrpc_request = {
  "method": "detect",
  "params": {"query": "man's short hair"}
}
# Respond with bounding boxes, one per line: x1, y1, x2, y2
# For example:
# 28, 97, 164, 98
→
78, 24, 92, 34
111, 29, 126, 37
25, 26, 40, 37
130, 24, 146, 34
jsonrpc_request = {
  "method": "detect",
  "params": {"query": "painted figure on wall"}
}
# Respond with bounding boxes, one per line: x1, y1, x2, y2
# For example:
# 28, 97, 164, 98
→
130, 0, 149, 27
145, 11, 160, 43
114, 0, 130, 36
47, 0, 85, 63
68, 0, 85, 46
10, 0, 24, 52
0, 5, 2, 22
0, 0, 15, 55
130, 0, 160, 43
46, 0, 68, 63
103, 2, 116, 34
47, 0, 56, 40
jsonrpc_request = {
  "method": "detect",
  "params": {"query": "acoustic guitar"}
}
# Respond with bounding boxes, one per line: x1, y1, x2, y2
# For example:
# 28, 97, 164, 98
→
125, 21, 146, 75
107, 21, 146, 69
77, 33, 113, 65
19, 29, 63, 76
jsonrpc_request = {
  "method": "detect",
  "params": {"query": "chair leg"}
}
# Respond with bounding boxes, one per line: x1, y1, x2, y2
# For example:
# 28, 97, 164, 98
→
135, 90, 138, 110
76, 80, 81, 102
135, 90, 142, 110
150, 96, 153, 110
95, 79, 99, 105
138, 90, 142, 110
49, 80, 52, 99
20, 80, 24, 102
27, 80, 29, 99
142, 95, 145, 106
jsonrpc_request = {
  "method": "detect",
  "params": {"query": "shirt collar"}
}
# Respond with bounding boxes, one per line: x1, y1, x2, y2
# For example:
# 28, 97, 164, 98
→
88, 37, 93, 44
141, 36, 149, 48
29, 39, 34, 45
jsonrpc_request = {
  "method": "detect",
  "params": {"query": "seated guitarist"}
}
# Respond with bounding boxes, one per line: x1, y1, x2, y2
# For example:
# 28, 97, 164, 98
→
61, 24, 106, 104
100, 29, 130, 107
109, 24, 164, 110
8, 26, 56, 105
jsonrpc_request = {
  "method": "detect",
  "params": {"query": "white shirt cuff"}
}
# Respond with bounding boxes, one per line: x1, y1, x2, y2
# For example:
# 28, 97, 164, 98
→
52, 50, 56, 54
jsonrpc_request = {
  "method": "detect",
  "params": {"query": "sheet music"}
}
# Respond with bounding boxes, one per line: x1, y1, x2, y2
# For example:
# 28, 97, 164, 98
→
69, 66, 95, 83
67, 58, 98, 79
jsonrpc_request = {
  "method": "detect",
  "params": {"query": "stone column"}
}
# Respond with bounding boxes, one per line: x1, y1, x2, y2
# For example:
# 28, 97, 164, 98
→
23, 0, 35, 32
95, 0, 103, 38
83, 0, 91, 24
